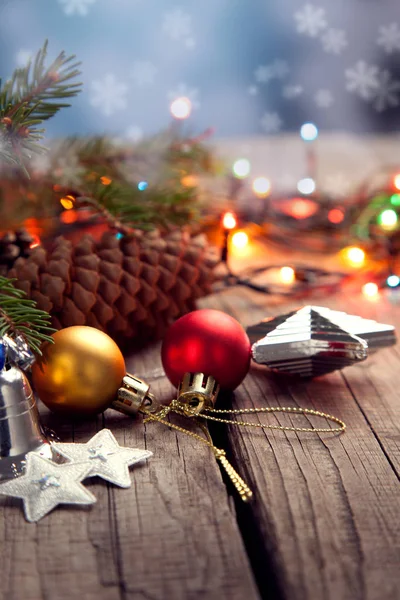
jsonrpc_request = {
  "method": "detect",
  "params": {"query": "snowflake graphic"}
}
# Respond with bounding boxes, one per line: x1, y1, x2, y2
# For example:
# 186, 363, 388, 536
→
282, 85, 303, 99
294, 4, 327, 38
323, 172, 351, 198
29, 152, 52, 176
89, 74, 128, 116
377, 23, 400, 54
345, 61, 379, 100
16, 49, 33, 66
131, 61, 157, 87
163, 8, 192, 41
168, 84, 200, 109
126, 126, 144, 143
271, 59, 290, 79
321, 29, 348, 55
372, 70, 400, 112
248, 85, 258, 96
53, 154, 85, 186
254, 65, 274, 83
260, 112, 282, 134
58, 0, 97, 16
315, 89, 334, 108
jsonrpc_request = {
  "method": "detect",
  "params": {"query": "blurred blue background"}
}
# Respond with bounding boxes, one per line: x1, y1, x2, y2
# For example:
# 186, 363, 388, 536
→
1, 0, 400, 140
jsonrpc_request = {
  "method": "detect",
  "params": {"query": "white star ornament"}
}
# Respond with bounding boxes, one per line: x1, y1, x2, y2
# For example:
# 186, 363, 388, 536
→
0, 453, 96, 522
52, 429, 152, 488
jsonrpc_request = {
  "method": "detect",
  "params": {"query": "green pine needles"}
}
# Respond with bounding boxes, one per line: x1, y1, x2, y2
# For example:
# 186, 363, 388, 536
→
0, 41, 81, 352
0, 277, 55, 355
0, 40, 82, 175
0, 41, 216, 352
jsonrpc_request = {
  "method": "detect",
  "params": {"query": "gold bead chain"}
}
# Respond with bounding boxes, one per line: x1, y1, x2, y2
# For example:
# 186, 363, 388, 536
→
142, 406, 254, 501
200, 405, 346, 434
141, 401, 345, 502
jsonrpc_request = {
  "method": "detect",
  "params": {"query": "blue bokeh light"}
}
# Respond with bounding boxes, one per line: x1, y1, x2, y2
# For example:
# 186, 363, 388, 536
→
387, 274, 400, 287
138, 181, 148, 191
300, 123, 318, 142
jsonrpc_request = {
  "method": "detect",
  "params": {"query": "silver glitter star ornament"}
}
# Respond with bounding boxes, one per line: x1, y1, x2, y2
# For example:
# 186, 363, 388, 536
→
0, 453, 96, 522
52, 429, 152, 488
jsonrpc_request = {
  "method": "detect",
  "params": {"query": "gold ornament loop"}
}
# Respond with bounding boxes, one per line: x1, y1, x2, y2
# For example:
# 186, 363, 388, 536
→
199, 405, 346, 434
141, 398, 346, 502
141, 405, 254, 501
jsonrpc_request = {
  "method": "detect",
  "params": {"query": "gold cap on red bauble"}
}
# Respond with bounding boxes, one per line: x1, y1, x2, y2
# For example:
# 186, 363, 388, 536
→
161, 309, 251, 415
32, 326, 126, 417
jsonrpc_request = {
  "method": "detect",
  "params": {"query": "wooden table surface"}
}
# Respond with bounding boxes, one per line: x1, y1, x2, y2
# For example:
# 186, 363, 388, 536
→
1, 241, 399, 600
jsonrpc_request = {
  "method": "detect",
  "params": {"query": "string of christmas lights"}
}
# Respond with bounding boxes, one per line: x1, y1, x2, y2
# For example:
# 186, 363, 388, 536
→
218, 122, 400, 301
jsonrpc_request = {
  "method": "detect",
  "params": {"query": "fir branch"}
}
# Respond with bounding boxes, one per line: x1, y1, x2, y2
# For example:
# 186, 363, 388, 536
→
0, 129, 219, 233
75, 195, 134, 235
0, 40, 82, 175
0, 277, 55, 355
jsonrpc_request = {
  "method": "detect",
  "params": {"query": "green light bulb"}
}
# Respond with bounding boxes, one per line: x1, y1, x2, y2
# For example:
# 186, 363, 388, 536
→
390, 193, 400, 206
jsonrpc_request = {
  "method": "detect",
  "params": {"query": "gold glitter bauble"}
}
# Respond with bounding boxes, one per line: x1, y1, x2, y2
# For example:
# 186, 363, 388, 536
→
32, 326, 126, 416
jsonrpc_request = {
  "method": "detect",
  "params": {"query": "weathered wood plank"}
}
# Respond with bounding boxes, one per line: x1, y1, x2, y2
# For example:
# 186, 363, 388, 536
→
0, 343, 260, 600
1, 232, 399, 600
0, 411, 122, 600
335, 296, 400, 478
111, 350, 260, 600
200, 287, 400, 600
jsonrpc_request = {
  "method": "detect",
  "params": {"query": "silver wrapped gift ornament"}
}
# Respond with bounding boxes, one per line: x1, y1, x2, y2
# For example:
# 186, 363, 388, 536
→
3, 334, 36, 371
247, 306, 396, 378
0, 365, 51, 480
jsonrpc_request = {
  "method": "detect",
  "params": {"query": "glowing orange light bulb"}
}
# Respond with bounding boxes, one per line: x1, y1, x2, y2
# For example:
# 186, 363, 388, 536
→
231, 231, 249, 249
393, 174, 400, 191
181, 174, 198, 187
328, 208, 345, 224
362, 282, 379, 299
60, 195, 75, 210
60, 209, 78, 224
343, 247, 365, 268
280, 266, 295, 284
29, 234, 41, 249
222, 211, 237, 230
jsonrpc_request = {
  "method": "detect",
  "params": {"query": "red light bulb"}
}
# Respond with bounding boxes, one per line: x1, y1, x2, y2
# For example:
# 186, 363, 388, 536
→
161, 309, 251, 414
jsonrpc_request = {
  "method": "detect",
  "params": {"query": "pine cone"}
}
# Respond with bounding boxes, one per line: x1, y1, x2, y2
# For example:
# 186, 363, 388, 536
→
0, 228, 34, 276
7, 229, 220, 348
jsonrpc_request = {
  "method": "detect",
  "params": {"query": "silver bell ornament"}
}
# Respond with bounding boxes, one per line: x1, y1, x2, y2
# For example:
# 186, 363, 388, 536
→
0, 351, 51, 480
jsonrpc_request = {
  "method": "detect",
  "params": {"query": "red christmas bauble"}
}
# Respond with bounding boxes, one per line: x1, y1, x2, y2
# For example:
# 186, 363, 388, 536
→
161, 309, 251, 390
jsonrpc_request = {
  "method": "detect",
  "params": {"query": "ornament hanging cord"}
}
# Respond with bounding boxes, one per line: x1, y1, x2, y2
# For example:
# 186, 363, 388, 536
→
140, 400, 346, 502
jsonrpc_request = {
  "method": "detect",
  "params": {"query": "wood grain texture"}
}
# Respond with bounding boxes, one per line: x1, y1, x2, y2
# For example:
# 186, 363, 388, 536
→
200, 287, 400, 600
0, 345, 259, 600
1, 249, 399, 600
